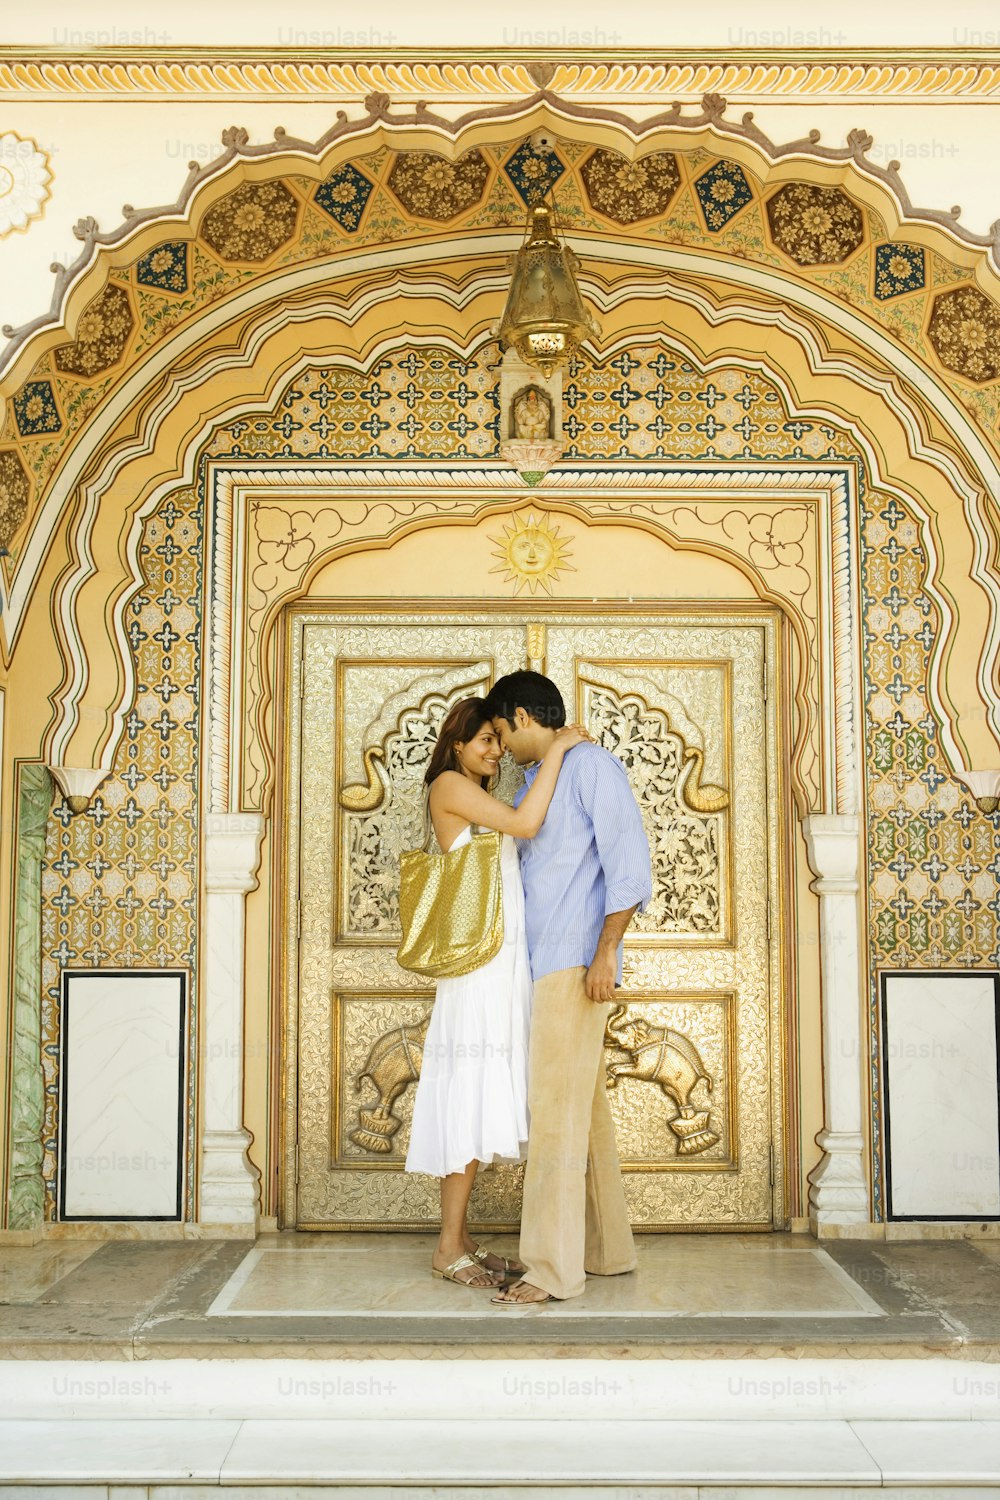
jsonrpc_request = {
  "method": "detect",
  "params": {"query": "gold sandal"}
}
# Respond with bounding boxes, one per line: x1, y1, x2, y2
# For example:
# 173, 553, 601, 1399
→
472, 1244, 524, 1278
432, 1253, 500, 1288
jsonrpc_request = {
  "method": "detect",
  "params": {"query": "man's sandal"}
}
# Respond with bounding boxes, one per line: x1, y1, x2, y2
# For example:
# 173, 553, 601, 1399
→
490, 1279, 554, 1305
472, 1245, 524, 1278
431, 1253, 500, 1288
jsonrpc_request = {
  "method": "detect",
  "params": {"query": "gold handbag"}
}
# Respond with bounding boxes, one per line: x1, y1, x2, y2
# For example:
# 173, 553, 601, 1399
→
396, 828, 504, 978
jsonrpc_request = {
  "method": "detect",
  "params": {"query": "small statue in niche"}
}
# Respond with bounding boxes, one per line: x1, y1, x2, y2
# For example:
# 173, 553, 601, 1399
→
498, 353, 563, 478
511, 384, 553, 440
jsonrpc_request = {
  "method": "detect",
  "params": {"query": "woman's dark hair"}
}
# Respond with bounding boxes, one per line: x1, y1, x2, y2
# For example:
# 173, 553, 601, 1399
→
424, 697, 494, 788
484, 670, 566, 730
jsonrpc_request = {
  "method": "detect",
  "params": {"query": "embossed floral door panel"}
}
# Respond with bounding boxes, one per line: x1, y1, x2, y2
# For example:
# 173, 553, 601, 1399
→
547, 621, 782, 1228
287, 616, 528, 1230
285, 609, 785, 1230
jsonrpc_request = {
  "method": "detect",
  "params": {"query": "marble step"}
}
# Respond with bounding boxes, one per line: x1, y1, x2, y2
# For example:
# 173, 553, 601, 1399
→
2, 1356, 999, 1421
2, 1416, 1000, 1490
5, 1358, 999, 1492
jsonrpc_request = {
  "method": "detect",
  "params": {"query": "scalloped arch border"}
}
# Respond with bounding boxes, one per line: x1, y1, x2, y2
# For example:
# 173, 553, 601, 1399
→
37, 262, 1000, 801
11, 240, 1000, 674
3, 88, 1000, 385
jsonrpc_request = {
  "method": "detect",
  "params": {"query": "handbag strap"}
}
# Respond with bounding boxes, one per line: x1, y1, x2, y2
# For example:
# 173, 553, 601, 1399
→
419, 795, 436, 852
422, 789, 491, 852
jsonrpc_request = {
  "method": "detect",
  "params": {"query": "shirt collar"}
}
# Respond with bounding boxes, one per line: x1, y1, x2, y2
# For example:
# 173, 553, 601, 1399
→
521, 760, 540, 784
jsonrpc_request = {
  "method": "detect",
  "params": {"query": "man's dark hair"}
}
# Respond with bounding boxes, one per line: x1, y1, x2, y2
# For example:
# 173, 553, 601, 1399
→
484, 671, 566, 730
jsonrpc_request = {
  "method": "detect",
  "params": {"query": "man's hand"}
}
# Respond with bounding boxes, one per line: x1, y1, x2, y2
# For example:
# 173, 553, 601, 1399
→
585, 905, 640, 1003
585, 942, 617, 1003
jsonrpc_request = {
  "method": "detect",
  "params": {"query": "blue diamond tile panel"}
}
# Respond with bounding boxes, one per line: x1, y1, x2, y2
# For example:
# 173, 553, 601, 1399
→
873, 243, 926, 300
136, 242, 190, 294
13, 380, 62, 436
315, 164, 375, 231
503, 142, 566, 206
695, 161, 754, 232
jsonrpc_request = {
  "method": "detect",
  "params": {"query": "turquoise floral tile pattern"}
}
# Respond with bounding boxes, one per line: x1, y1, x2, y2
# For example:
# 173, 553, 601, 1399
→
695, 161, 754, 231
859, 488, 1000, 1214
503, 142, 565, 206
136, 242, 189, 294
314, 164, 375, 232
873, 243, 925, 300
40, 489, 202, 1217
12, 380, 61, 436
556, 347, 846, 463
863, 498, 1000, 948
212, 350, 499, 461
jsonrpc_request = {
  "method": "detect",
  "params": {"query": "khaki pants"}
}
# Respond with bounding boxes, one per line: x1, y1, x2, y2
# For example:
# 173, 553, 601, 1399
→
518, 966, 636, 1299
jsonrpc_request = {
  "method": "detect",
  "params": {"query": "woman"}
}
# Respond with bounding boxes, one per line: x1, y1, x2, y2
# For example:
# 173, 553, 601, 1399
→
405, 695, 588, 1288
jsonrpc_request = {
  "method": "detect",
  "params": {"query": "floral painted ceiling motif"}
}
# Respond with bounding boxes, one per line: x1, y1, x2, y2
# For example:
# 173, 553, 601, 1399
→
580, 149, 681, 223
927, 287, 1000, 385
54, 285, 134, 378
201, 181, 299, 263
4, 95, 1000, 554
766, 183, 865, 266
386, 150, 490, 221
0, 449, 29, 547
4, 91, 1000, 387
0, 132, 51, 237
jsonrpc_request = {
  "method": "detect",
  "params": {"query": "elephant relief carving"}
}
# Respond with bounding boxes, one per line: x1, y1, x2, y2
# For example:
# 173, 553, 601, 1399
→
605, 1005, 720, 1156
350, 1014, 430, 1153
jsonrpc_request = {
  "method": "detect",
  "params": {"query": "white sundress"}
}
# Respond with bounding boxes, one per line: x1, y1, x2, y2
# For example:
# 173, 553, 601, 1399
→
405, 825, 532, 1178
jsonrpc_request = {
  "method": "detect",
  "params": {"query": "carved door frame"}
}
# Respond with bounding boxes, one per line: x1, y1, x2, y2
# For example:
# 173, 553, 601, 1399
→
278, 600, 793, 1231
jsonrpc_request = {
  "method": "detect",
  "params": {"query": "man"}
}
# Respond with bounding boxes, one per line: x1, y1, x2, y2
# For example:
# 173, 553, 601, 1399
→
483, 670, 652, 1303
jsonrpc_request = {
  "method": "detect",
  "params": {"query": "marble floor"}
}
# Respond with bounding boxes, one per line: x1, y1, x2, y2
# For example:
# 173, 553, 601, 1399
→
1, 1229, 1000, 1357
206, 1237, 884, 1320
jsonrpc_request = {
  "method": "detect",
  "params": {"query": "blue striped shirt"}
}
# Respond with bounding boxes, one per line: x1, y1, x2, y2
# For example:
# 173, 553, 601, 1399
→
514, 741, 653, 983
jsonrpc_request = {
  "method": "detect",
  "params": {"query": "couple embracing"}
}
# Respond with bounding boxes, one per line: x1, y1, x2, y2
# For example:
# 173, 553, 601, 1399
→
405, 671, 652, 1304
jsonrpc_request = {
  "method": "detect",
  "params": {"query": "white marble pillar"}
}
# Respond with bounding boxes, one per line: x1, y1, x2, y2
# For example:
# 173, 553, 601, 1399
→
802, 813, 870, 1227
199, 813, 265, 1229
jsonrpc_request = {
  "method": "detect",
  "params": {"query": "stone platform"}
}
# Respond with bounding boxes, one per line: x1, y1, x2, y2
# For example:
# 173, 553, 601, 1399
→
2, 1231, 1000, 1493
2, 1229, 1000, 1359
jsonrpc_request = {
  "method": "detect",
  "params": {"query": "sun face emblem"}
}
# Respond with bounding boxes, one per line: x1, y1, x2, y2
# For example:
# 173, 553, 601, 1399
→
488, 509, 575, 595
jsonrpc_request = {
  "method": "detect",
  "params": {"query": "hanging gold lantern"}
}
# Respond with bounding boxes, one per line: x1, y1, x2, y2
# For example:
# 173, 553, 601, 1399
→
496, 201, 599, 377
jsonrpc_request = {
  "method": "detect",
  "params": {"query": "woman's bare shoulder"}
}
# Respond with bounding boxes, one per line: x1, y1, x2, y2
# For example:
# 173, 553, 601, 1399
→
428, 771, 465, 801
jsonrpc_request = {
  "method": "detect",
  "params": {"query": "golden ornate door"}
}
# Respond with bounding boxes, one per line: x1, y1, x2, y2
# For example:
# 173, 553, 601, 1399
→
282, 607, 786, 1230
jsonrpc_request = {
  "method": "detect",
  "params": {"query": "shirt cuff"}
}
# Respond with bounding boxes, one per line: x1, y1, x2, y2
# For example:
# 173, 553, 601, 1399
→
605, 877, 652, 917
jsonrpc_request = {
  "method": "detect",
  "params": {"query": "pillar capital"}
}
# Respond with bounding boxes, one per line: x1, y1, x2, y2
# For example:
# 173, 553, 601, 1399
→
204, 813, 265, 894
802, 812, 861, 891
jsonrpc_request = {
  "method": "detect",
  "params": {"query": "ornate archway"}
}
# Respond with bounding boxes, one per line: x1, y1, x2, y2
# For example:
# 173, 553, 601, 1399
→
5, 94, 1000, 1234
